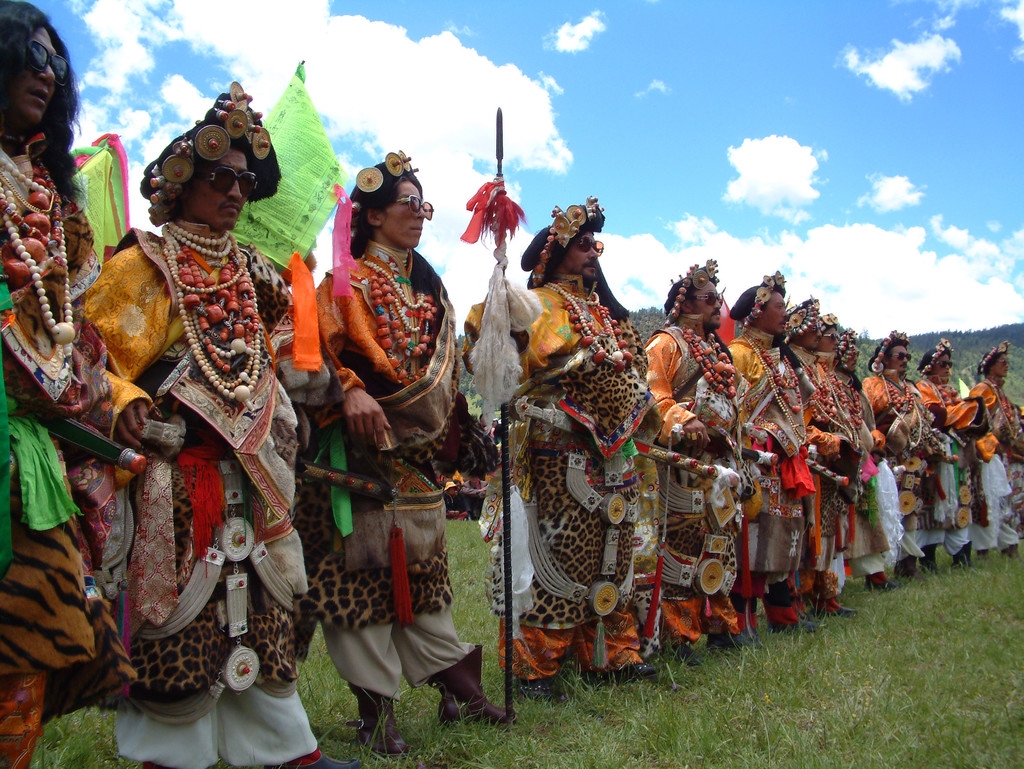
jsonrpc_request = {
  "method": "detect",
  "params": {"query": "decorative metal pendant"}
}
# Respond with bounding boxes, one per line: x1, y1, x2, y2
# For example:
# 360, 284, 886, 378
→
222, 517, 254, 562
223, 645, 260, 691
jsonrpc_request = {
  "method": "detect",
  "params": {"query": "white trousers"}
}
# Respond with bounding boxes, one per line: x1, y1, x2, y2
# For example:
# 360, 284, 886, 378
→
322, 606, 473, 697
116, 686, 318, 769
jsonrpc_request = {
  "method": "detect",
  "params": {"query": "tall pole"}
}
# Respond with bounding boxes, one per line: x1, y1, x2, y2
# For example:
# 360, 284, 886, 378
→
495, 108, 515, 724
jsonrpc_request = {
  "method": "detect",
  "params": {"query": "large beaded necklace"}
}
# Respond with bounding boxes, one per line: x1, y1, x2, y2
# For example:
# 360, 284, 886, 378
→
547, 279, 632, 372
0, 153, 75, 355
740, 332, 805, 440
363, 243, 438, 387
986, 377, 1024, 446
162, 221, 262, 404
820, 364, 863, 435
677, 325, 736, 398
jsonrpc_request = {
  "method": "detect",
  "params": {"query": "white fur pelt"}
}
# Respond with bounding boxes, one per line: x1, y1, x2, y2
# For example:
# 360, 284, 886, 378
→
470, 243, 542, 415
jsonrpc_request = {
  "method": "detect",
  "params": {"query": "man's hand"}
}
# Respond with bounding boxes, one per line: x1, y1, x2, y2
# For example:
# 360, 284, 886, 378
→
114, 399, 150, 450
343, 387, 392, 448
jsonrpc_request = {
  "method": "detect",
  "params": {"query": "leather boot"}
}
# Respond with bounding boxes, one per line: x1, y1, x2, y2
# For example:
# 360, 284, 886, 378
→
895, 556, 922, 580
919, 544, 939, 573
952, 542, 973, 569
347, 684, 409, 756
430, 646, 511, 725
1002, 543, 1019, 559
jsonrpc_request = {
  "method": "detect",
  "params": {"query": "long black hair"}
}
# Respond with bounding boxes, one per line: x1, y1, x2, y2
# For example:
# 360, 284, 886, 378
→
0, 1, 80, 201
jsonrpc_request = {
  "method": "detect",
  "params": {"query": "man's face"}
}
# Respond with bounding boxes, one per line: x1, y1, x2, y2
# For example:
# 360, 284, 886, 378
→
681, 287, 723, 332
367, 179, 428, 251
178, 148, 251, 233
884, 345, 910, 377
752, 290, 787, 336
929, 354, 952, 384
558, 232, 602, 282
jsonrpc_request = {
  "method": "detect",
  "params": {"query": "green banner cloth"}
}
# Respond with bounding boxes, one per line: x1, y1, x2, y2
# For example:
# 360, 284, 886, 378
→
234, 63, 346, 267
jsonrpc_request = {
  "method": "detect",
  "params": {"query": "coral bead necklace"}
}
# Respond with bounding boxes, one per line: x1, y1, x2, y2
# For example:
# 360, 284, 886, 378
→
0, 154, 75, 355
678, 325, 736, 398
548, 281, 632, 372
364, 243, 438, 386
162, 223, 262, 403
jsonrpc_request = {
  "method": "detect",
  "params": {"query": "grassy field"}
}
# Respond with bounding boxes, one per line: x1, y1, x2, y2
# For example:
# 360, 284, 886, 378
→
30, 523, 1024, 769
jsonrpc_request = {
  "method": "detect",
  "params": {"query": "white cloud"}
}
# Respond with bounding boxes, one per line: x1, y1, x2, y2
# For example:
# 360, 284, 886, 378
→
546, 11, 606, 53
723, 135, 822, 224
1002, 0, 1024, 60
858, 174, 925, 212
930, 214, 1007, 267
596, 215, 1024, 337
538, 72, 564, 95
843, 33, 961, 101
635, 79, 670, 98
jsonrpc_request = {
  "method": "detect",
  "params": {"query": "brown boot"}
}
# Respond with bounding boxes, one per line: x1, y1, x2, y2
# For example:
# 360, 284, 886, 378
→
347, 684, 409, 756
429, 646, 511, 725
1003, 543, 1019, 559
895, 556, 922, 580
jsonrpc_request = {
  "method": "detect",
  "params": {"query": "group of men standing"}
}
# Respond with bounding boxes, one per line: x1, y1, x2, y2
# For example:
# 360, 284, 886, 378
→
474, 201, 1024, 696
3, 11, 1022, 764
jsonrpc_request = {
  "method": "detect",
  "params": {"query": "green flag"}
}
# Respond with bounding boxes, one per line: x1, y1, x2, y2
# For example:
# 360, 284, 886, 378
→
72, 134, 130, 261
234, 64, 345, 267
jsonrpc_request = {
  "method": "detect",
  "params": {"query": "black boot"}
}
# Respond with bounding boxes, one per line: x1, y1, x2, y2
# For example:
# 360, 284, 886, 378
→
347, 684, 409, 756
430, 646, 511, 725
919, 544, 939, 573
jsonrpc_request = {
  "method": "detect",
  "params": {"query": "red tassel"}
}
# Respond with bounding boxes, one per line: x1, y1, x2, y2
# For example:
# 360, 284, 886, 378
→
934, 475, 947, 501
178, 444, 225, 560
643, 546, 665, 640
389, 525, 414, 626
460, 179, 525, 247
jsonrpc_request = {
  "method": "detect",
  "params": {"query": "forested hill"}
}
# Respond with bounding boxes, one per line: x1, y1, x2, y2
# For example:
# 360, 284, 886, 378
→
629, 307, 1024, 402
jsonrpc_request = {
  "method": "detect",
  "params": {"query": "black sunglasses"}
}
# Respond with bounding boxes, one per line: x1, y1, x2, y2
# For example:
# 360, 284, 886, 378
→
26, 40, 68, 86
208, 166, 258, 197
575, 235, 604, 255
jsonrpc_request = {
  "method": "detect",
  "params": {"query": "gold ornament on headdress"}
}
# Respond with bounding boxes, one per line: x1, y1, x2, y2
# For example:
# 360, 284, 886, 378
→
979, 340, 1010, 377
530, 196, 603, 287
667, 259, 720, 323
356, 167, 384, 193
785, 297, 820, 338
146, 81, 272, 226
355, 151, 416, 194
747, 270, 786, 322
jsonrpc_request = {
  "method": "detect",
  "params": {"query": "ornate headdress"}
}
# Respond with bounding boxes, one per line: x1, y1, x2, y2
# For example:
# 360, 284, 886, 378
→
868, 330, 910, 374
784, 297, 820, 341
354, 151, 415, 200
978, 340, 1010, 377
142, 82, 278, 226
836, 328, 859, 371
818, 312, 838, 332
918, 338, 954, 374
729, 271, 786, 325
665, 260, 719, 323
521, 196, 603, 288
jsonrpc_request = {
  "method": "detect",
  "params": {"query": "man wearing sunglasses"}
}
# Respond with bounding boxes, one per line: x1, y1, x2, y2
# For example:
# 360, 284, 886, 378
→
639, 260, 751, 660
468, 197, 656, 699
864, 332, 947, 582
915, 340, 987, 570
85, 85, 359, 769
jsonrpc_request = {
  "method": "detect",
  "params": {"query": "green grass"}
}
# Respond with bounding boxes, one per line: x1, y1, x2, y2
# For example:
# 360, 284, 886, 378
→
30, 526, 1024, 768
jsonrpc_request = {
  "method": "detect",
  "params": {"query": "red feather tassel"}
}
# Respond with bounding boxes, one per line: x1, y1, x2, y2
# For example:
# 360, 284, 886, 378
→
389, 525, 414, 626
461, 179, 525, 247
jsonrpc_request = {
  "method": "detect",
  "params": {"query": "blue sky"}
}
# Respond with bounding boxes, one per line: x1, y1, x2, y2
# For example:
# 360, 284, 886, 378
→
36, 0, 1024, 336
